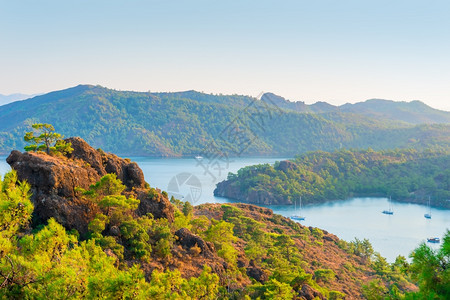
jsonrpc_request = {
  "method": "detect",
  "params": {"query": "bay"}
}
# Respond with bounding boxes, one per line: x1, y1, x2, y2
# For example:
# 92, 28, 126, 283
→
1, 156, 448, 262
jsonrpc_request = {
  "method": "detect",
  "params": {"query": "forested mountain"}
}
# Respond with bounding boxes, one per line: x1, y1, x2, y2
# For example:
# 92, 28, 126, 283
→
215, 149, 450, 208
261, 93, 450, 124
340, 99, 450, 124
1, 85, 449, 156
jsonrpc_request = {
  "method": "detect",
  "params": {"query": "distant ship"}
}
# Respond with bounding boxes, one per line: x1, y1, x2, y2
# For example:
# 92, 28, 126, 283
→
424, 196, 432, 219
382, 196, 394, 215
290, 197, 305, 221
194, 155, 203, 160
427, 237, 440, 243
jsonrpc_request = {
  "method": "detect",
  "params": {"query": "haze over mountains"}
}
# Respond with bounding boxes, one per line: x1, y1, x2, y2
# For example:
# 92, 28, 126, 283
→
0, 93, 37, 106
0, 84, 449, 156
262, 92, 450, 124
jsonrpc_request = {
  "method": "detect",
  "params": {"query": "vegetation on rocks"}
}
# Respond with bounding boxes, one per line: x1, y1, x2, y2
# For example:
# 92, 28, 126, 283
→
24, 123, 73, 155
1, 138, 448, 299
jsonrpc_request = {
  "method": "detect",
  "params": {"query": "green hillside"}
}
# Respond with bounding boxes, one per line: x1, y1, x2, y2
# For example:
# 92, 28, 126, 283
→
214, 149, 450, 208
1, 85, 449, 156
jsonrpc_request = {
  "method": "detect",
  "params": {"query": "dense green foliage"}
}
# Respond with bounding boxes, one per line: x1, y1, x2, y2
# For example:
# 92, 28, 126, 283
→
359, 230, 450, 299
1, 170, 449, 298
218, 149, 450, 207
1, 85, 449, 156
0, 171, 220, 299
409, 232, 450, 298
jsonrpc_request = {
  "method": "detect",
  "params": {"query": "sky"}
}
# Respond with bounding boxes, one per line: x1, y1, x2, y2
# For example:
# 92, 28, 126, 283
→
1, 0, 450, 110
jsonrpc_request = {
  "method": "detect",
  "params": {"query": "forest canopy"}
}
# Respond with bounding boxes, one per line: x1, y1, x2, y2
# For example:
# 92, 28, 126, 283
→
215, 149, 450, 208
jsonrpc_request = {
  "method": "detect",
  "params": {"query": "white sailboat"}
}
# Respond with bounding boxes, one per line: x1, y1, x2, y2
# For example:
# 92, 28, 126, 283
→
382, 196, 394, 215
290, 197, 305, 221
424, 196, 432, 219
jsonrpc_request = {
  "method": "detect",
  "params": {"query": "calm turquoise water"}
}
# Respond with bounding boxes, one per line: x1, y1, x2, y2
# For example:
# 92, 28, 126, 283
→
1, 156, 448, 262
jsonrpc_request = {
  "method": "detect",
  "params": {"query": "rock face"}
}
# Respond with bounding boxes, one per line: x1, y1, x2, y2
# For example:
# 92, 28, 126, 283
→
66, 137, 146, 189
7, 137, 173, 235
246, 260, 268, 283
174, 227, 227, 276
276, 160, 297, 173
175, 228, 216, 259
298, 284, 325, 300
136, 189, 175, 222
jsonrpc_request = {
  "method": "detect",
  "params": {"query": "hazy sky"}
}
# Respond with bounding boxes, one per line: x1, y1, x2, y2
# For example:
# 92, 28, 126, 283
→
1, 0, 450, 110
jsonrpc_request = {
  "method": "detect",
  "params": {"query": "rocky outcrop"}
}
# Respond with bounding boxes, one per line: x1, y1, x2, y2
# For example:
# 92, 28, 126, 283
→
298, 284, 325, 300
136, 189, 174, 222
65, 137, 146, 189
276, 160, 297, 173
6, 150, 101, 234
175, 228, 216, 259
174, 227, 228, 276
7, 137, 173, 235
246, 260, 268, 283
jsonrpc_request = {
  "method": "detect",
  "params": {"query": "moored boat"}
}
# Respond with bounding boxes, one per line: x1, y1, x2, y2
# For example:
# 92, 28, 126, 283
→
427, 237, 440, 243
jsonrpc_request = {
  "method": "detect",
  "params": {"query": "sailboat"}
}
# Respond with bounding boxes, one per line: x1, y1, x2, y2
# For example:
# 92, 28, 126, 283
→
424, 196, 432, 219
290, 197, 305, 221
382, 196, 394, 215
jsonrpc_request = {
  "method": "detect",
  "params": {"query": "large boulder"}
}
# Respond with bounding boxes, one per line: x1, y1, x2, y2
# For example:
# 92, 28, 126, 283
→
7, 137, 173, 234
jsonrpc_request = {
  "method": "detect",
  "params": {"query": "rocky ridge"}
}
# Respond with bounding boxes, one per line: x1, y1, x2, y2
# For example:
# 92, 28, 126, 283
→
7, 137, 173, 235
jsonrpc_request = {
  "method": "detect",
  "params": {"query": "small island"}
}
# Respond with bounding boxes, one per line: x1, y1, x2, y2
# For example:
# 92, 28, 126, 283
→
215, 149, 450, 209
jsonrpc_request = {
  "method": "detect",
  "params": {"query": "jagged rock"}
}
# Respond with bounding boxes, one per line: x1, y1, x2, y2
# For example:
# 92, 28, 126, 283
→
323, 234, 339, 243
246, 260, 268, 283
65, 137, 107, 176
175, 228, 216, 259
298, 284, 325, 300
136, 189, 174, 223
7, 137, 173, 235
65, 137, 146, 190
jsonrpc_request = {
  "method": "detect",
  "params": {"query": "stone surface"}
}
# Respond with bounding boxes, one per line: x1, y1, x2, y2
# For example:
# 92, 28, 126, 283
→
7, 137, 173, 235
175, 228, 215, 259
298, 284, 325, 300
246, 260, 268, 283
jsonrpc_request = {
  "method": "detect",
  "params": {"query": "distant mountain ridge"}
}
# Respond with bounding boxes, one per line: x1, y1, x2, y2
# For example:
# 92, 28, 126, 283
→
261, 93, 450, 124
0, 84, 449, 156
0, 93, 37, 106
2, 88, 448, 125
